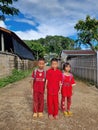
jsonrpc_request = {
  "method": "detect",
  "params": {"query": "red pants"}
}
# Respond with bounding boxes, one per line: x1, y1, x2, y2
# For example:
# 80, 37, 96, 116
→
61, 96, 71, 111
33, 91, 44, 113
47, 94, 58, 116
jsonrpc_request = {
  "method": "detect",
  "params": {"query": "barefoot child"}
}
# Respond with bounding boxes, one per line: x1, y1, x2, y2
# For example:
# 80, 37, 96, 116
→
61, 62, 76, 116
31, 58, 46, 118
46, 58, 62, 120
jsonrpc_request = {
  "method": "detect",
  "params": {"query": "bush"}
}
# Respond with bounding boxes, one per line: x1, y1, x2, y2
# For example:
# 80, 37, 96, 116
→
0, 69, 33, 88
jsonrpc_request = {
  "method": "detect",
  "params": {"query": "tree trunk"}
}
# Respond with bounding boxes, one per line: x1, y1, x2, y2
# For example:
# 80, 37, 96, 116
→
87, 42, 95, 51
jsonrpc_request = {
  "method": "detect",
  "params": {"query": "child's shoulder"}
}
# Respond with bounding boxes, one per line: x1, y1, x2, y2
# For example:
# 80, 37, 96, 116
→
63, 72, 73, 77
69, 72, 73, 76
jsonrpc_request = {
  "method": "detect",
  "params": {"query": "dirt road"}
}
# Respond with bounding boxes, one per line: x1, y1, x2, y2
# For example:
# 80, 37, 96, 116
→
0, 76, 98, 130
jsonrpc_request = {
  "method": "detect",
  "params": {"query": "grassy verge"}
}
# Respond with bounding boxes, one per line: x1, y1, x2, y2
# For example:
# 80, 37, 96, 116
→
0, 69, 33, 88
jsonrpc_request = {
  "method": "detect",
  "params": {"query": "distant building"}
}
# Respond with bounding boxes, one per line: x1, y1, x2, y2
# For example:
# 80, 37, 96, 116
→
61, 50, 95, 62
0, 27, 34, 60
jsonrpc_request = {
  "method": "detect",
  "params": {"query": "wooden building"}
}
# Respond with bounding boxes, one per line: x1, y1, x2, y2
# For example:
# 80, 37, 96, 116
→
0, 27, 36, 78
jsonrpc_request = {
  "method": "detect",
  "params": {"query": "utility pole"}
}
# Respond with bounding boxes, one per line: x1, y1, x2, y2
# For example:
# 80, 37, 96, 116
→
97, 51, 98, 88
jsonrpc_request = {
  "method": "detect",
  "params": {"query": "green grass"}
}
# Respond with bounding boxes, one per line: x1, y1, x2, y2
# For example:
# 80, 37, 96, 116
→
0, 69, 33, 88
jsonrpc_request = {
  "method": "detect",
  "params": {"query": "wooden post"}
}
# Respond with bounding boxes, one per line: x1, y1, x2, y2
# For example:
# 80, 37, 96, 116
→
97, 51, 98, 88
1, 33, 5, 51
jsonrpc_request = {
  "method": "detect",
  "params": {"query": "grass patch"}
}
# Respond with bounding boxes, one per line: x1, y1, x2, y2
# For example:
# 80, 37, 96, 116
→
0, 69, 33, 88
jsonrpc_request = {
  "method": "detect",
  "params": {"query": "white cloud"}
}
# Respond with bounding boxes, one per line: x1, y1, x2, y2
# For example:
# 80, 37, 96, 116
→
15, 30, 43, 40
13, 18, 36, 26
15, 21, 76, 40
9, 0, 98, 39
0, 20, 7, 28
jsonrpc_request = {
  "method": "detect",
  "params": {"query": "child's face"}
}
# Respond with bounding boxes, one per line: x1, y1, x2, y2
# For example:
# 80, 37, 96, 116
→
51, 61, 58, 69
38, 60, 45, 69
65, 65, 71, 72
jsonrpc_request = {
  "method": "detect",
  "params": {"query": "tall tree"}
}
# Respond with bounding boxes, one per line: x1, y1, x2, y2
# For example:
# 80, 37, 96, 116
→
44, 36, 75, 54
0, 0, 19, 20
24, 36, 75, 56
74, 15, 98, 51
25, 40, 45, 60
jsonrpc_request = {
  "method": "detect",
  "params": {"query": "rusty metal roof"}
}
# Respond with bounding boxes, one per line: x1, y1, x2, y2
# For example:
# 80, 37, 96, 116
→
62, 50, 96, 56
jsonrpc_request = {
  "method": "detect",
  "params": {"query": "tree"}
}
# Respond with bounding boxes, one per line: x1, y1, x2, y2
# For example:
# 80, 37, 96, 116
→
24, 35, 75, 57
74, 15, 98, 51
0, 0, 19, 20
24, 40, 45, 60
95, 45, 98, 50
43, 35, 75, 54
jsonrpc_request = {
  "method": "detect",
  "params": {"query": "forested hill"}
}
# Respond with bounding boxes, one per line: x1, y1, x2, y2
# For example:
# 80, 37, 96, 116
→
24, 35, 75, 59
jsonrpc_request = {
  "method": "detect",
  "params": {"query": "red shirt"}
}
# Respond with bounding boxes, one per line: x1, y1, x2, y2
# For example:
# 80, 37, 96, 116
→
61, 73, 75, 97
46, 68, 62, 95
32, 69, 45, 93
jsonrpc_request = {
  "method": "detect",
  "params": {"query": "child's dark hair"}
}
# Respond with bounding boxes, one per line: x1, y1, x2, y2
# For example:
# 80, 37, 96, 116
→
51, 58, 58, 63
63, 62, 71, 70
38, 57, 45, 62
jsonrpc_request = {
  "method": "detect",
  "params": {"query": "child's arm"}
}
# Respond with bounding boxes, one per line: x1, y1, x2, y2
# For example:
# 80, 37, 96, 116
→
45, 79, 48, 94
59, 81, 62, 94
59, 71, 63, 94
71, 75, 76, 95
72, 84, 76, 95
45, 70, 49, 89
31, 79, 34, 88
31, 71, 35, 89
45, 79, 48, 88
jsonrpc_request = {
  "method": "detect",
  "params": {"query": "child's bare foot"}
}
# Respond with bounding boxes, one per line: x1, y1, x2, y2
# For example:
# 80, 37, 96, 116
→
38, 112, 43, 117
33, 113, 38, 118
48, 115, 54, 120
54, 115, 59, 120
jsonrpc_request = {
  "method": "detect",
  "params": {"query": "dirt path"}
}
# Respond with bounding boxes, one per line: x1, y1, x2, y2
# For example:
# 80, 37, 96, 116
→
0, 76, 98, 130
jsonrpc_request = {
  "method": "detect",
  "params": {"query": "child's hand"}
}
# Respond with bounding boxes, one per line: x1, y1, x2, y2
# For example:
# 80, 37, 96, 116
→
59, 90, 61, 94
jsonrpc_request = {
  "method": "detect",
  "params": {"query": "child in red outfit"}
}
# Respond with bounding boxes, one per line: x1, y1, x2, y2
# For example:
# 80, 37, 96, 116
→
31, 58, 46, 118
61, 62, 76, 116
46, 58, 62, 120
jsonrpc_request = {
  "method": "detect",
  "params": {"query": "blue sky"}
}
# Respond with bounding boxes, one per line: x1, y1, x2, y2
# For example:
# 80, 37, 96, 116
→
0, 0, 98, 40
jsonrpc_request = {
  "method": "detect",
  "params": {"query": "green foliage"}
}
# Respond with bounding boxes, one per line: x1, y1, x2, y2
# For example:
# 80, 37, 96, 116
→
24, 40, 45, 60
24, 35, 75, 58
0, 69, 32, 88
74, 15, 98, 50
0, 0, 19, 20
94, 45, 98, 50
40, 36, 74, 54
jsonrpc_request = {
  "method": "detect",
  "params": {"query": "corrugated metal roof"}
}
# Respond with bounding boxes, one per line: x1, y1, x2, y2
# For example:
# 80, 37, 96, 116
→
62, 50, 96, 55
0, 27, 33, 53
0, 27, 35, 60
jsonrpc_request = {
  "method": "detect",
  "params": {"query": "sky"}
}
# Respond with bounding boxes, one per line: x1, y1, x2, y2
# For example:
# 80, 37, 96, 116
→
0, 0, 98, 40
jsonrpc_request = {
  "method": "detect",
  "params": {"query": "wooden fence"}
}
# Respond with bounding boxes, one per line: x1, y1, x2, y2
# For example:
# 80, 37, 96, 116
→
67, 51, 98, 87
0, 52, 37, 78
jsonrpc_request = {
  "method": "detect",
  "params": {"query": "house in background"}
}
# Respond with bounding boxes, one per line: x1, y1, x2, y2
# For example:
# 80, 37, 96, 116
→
61, 50, 95, 62
0, 27, 36, 78
0, 27, 34, 60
